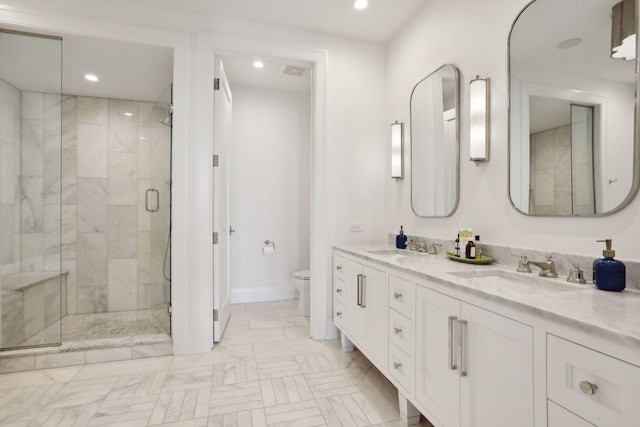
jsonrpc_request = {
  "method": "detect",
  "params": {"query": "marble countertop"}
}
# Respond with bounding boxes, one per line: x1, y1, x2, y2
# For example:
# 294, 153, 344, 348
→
335, 244, 640, 350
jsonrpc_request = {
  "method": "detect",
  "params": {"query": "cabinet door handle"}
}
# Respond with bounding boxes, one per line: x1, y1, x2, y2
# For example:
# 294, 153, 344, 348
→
336, 265, 343, 271
393, 362, 402, 369
579, 381, 598, 395
336, 288, 342, 294
336, 311, 342, 318
394, 292, 402, 300
360, 275, 367, 308
458, 319, 468, 377
393, 327, 402, 335
356, 274, 362, 306
448, 315, 458, 371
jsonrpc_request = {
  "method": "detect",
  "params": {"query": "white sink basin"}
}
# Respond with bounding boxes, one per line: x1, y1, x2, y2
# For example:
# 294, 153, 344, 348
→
367, 249, 425, 258
449, 269, 588, 294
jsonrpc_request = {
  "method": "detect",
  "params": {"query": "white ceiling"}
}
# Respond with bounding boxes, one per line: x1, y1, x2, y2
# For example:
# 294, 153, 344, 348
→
139, 0, 429, 43
221, 55, 311, 93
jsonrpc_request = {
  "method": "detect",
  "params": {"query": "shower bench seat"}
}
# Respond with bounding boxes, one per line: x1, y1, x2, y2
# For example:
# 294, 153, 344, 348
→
1, 271, 68, 348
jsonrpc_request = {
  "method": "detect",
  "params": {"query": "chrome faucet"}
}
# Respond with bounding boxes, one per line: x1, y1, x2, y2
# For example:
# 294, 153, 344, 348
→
428, 243, 443, 255
406, 241, 428, 252
528, 256, 558, 278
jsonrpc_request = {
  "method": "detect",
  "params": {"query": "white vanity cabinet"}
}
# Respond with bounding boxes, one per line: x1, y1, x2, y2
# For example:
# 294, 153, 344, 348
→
414, 285, 533, 427
333, 254, 388, 370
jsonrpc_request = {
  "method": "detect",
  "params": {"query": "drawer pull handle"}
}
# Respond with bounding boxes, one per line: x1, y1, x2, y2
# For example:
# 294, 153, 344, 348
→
393, 362, 402, 369
336, 311, 342, 317
336, 265, 343, 271
336, 288, 342, 294
393, 327, 402, 335
579, 381, 598, 395
394, 292, 402, 299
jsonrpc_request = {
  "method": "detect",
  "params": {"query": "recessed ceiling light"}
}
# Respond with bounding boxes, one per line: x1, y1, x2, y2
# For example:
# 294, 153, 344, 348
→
354, 0, 368, 10
253, 60, 264, 69
556, 37, 583, 50
84, 74, 99, 82
124, 112, 134, 117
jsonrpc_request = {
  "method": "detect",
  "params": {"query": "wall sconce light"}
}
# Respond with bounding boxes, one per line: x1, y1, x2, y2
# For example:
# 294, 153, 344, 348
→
469, 76, 490, 165
391, 121, 404, 179
611, 0, 636, 60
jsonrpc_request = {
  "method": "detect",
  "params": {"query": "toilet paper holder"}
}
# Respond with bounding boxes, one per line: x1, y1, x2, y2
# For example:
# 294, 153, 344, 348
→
264, 240, 275, 249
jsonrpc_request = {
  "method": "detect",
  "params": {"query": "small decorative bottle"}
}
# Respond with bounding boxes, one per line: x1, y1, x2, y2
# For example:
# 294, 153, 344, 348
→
455, 234, 461, 257
474, 235, 482, 259
396, 226, 408, 249
465, 240, 475, 259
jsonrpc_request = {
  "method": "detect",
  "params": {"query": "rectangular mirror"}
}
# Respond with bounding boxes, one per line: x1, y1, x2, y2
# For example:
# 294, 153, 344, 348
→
509, 0, 639, 216
411, 64, 460, 217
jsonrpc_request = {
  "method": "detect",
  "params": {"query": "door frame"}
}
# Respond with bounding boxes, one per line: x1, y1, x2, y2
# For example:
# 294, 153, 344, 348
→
206, 33, 333, 341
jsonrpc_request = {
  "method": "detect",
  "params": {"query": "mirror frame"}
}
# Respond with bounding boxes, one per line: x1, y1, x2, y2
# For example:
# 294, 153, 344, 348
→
410, 64, 460, 218
507, 0, 640, 217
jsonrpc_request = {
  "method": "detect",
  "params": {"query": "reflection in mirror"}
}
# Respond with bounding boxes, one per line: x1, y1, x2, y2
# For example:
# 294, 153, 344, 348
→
411, 64, 459, 217
509, 0, 638, 216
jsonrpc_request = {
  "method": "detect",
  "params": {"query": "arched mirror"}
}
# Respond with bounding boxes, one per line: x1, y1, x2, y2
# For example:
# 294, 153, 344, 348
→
411, 64, 460, 217
509, 0, 639, 216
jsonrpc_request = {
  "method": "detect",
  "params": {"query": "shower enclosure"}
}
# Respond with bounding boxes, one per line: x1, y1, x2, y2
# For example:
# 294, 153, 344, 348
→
0, 30, 64, 349
0, 29, 172, 352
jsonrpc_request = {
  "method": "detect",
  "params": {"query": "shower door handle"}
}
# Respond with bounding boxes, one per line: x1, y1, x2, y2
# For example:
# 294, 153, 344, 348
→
145, 189, 159, 212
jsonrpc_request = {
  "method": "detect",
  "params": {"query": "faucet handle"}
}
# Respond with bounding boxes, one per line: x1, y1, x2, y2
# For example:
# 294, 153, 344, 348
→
516, 255, 532, 273
567, 264, 587, 284
428, 243, 443, 255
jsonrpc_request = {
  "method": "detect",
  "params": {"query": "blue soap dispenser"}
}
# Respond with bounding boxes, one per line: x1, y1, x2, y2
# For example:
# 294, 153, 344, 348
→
396, 226, 407, 249
593, 239, 625, 292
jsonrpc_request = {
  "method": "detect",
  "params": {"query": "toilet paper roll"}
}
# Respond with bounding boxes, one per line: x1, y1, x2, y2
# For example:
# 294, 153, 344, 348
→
262, 246, 274, 255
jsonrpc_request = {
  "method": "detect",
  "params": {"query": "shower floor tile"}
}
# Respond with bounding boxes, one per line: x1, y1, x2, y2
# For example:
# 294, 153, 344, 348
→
20, 309, 168, 346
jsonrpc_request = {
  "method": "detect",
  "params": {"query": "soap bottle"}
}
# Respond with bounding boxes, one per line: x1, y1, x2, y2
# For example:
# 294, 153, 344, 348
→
465, 240, 475, 259
593, 239, 625, 292
396, 226, 407, 249
474, 235, 482, 259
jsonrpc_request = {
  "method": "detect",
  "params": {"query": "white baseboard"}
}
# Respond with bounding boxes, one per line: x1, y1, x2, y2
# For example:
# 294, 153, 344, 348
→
231, 286, 298, 304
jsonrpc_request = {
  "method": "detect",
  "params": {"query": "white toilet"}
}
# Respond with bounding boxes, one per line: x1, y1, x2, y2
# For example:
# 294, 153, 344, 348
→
292, 270, 311, 316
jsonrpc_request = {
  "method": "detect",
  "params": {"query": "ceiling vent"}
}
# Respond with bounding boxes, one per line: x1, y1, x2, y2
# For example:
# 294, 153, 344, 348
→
279, 64, 308, 77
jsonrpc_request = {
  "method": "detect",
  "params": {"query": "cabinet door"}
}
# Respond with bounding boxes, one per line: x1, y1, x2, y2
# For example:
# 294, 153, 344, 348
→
361, 264, 387, 368
415, 286, 461, 427
460, 303, 533, 427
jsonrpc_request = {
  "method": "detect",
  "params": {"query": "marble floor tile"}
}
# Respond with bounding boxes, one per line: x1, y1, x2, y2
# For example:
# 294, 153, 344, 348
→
0, 301, 417, 426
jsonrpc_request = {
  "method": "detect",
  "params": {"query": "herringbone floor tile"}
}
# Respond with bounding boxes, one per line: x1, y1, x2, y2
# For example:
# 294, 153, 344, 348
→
0, 301, 433, 427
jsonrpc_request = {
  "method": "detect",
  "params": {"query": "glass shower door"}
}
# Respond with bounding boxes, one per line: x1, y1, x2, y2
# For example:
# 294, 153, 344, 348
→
0, 31, 63, 349
146, 85, 172, 334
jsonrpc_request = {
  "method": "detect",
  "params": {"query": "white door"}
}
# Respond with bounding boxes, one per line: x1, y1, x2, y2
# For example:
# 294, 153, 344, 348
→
213, 58, 232, 342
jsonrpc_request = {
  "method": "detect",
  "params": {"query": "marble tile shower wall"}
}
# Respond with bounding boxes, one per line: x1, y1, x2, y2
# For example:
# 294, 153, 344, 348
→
0, 80, 21, 276
530, 125, 573, 216
61, 95, 170, 315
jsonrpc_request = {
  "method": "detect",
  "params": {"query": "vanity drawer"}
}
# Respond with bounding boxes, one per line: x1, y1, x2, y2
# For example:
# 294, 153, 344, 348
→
548, 400, 595, 427
389, 275, 414, 318
388, 342, 412, 393
334, 255, 346, 281
334, 277, 346, 303
334, 300, 345, 328
547, 334, 640, 427
388, 309, 412, 355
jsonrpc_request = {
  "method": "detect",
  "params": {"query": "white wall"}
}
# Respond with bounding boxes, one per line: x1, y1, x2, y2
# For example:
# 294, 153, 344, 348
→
229, 85, 310, 303
386, 0, 640, 261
